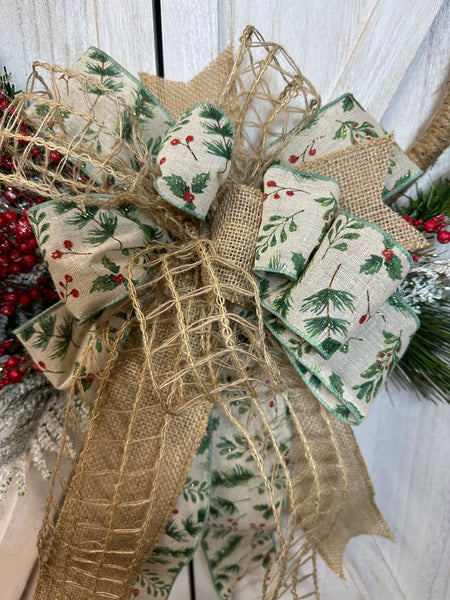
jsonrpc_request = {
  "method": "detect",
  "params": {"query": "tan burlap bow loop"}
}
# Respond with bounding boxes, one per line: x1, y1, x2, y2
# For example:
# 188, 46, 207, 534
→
0, 27, 406, 600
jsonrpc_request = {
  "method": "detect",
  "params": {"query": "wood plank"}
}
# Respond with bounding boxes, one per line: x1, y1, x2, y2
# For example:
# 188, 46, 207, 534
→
230, 0, 379, 102
381, 0, 450, 183
331, 0, 445, 120
160, 0, 222, 80
0, 0, 156, 92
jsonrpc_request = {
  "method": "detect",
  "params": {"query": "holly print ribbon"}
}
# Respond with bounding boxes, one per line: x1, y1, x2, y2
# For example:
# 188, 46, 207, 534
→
256, 166, 419, 424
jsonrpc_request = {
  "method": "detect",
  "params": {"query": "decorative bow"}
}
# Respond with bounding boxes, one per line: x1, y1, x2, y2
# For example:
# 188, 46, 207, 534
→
2, 27, 427, 600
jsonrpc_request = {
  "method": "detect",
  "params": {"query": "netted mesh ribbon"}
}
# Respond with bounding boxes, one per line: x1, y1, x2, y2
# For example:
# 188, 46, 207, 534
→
0, 26, 392, 600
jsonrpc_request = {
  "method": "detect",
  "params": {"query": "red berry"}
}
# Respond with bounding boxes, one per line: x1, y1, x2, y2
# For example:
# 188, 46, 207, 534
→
5, 211, 17, 222
9, 249, 22, 263
0, 256, 10, 269
172, 509, 179, 514
0, 215, 6, 229
9, 369, 21, 383
51, 249, 62, 260
38, 361, 46, 368
274, 193, 280, 199
85, 373, 95, 382
29, 287, 41, 300
65, 274, 73, 282
63, 240, 73, 250
412, 255, 420, 261
266, 180, 276, 187
8, 263, 22, 275
289, 155, 298, 164
437, 215, 445, 221
170, 139, 180, 146
185, 135, 194, 143
159, 157, 166, 165
359, 315, 367, 324
308, 148, 316, 156
6, 356, 20, 368
437, 230, 450, 244
49, 150, 62, 164
21, 254, 36, 272
4, 292, 19, 304
423, 220, 437, 233
71, 289, 80, 298
286, 190, 294, 196
0, 303, 15, 317
19, 293, 31, 306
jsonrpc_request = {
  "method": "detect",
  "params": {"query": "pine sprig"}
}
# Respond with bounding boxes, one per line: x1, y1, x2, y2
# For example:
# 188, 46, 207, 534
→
393, 179, 450, 222
395, 299, 450, 403
0, 67, 20, 99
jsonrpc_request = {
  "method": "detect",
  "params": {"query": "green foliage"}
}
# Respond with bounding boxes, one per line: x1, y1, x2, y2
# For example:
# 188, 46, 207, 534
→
396, 299, 450, 403
333, 119, 378, 143
301, 288, 355, 315
329, 372, 344, 396
211, 465, 254, 488
209, 534, 244, 570
66, 205, 99, 228
211, 497, 238, 515
341, 95, 355, 112
82, 212, 118, 246
271, 283, 294, 319
291, 251, 306, 277
203, 139, 233, 160
101, 255, 120, 273
50, 315, 75, 360
191, 172, 210, 194
360, 254, 383, 275
90, 273, 120, 293
324, 215, 363, 258
0, 66, 20, 99
304, 316, 350, 339
33, 313, 56, 351
256, 210, 304, 259
392, 179, 450, 222
85, 49, 124, 95
164, 518, 188, 543
163, 174, 189, 199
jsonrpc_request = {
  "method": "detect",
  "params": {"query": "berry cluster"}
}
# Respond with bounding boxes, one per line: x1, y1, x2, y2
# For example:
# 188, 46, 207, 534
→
403, 213, 449, 244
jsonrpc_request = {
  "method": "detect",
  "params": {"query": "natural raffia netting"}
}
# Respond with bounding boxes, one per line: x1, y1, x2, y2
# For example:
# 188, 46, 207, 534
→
0, 26, 392, 600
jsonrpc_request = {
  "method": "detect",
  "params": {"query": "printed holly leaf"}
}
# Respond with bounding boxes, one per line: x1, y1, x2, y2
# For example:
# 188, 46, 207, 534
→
90, 274, 119, 293
342, 95, 355, 112
291, 252, 306, 277
101, 255, 120, 273
319, 337, 343, 355
360, 254, 383, 275
191, 172, 210, 194
329, 372, 344, 396
385, 254, 403, 280
163, 174, 189, 199
308, 374, 322, 390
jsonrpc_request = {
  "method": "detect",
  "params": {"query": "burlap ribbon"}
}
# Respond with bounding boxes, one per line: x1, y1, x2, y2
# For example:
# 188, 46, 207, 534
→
0, 26, 425, 600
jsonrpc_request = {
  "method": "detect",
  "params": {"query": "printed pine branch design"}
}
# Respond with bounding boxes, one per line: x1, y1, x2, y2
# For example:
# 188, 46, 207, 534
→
352, 330, 402, 402
28, 313, 80, 360
120, 86, 160, 144
301, 263, 356, 355
199, 104, 234, 162
85, 49, 124, 95
255, 210, 304, 259
55, 201, 123, 248
322, 214, 364, 259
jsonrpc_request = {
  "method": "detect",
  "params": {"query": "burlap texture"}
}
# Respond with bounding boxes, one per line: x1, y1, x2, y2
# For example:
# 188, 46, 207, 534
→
207, 182, 264, 304
300, 134, 428, 251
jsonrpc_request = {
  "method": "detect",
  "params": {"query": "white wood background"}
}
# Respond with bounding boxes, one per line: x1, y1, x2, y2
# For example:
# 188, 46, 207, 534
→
1, 1, 449, 599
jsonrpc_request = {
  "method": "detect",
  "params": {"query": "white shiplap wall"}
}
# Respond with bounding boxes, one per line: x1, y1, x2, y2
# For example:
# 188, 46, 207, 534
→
0, 2, 449, 599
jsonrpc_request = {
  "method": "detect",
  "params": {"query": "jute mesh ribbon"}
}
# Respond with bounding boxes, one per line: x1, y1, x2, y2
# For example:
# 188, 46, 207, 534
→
0, 26, 395, 600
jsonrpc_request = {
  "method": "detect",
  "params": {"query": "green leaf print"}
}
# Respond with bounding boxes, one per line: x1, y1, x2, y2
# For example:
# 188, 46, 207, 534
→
50, 315, 75, 360
352, 330, 402, 402
32, 313, 57, 351
101, 255, 120, 273
272, 283, 295, 319
323, 214, 363, 258
360, 254, 383, 275
211, 465, 254, 488
255, 210, 304, 259
200, 104, 234, 161
329, 372, 344, 396
82, 212, 119, 247
291, 251, 306, 277
209, 534, 244, 570
342, 95, 356, 112
191, 172, 210, 194
164, 518, 188, 543
333, 119, 378, 143
85, 49, 124, 94
163, 174, 189, 199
